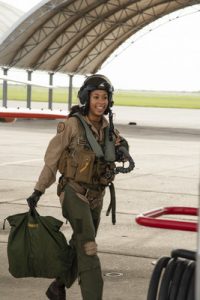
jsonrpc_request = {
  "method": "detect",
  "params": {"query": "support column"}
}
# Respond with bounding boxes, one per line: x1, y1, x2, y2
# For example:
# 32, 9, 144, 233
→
48, 72, 54, 110
2, 67, 8, 107
68, 74, 73, 111
26, 69, 33, 109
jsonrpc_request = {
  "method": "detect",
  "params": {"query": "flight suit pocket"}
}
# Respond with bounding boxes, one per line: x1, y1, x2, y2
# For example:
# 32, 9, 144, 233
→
65, 158, 78, 179
75, 150, 95, 184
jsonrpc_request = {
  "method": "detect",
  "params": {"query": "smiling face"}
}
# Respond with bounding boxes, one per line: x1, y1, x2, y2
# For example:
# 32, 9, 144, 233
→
88, 89, 109, 121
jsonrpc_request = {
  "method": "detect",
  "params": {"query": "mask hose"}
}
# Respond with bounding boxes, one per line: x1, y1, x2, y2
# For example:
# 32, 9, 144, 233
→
114, 146, 135, 174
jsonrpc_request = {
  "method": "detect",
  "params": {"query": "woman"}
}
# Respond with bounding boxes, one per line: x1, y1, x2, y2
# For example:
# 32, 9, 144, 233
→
27, 74, 130, 300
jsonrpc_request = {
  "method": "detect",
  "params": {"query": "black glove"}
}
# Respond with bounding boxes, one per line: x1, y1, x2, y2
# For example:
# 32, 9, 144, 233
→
115, 145, 127, 162
27, 190, 42, 210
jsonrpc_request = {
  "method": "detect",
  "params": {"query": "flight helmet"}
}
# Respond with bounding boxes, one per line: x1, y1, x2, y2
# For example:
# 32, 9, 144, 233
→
78, 74, 114, 115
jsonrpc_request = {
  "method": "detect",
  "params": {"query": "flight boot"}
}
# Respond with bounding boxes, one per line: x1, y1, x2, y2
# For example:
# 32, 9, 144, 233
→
46, 280, 66, 300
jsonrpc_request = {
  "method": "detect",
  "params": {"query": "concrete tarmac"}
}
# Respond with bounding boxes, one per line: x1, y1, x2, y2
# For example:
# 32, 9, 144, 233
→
0, 106, 200, 299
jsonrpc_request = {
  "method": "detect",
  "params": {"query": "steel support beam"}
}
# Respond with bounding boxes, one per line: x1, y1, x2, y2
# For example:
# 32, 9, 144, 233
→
68, 74, 73, 111
26, 70, 33, 109
2, 67, 8, 107
48, 72, 54, 110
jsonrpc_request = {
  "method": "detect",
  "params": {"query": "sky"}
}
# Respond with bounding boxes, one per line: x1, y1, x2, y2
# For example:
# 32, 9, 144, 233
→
1, 0, 200, 92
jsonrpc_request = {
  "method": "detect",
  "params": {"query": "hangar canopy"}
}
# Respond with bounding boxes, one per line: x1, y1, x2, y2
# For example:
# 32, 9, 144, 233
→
0, 2, 22, 40
0, 0, 199, 75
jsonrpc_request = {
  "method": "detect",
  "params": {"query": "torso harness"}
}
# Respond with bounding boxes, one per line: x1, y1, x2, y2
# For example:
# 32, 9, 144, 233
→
58, 113, 135, 224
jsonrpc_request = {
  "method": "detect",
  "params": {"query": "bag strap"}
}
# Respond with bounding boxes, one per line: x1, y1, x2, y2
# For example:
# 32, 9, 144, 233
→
3, 218, 7, 230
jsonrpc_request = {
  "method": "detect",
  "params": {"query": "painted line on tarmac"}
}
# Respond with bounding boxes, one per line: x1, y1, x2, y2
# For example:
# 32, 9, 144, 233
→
0, 159, 42, 166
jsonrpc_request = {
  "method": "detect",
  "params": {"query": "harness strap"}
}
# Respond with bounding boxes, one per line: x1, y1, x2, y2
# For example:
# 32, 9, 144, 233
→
73, 113, 104, 158
106, 182, 116, 225
73, 113, 116, 162
104, 124, 116, 162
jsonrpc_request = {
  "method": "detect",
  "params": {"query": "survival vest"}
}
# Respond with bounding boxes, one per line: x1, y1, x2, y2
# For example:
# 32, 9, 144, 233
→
58, 113, 116, 186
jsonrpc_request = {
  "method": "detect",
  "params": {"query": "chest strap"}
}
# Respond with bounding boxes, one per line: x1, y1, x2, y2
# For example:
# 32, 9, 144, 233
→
73, 113, 115, 162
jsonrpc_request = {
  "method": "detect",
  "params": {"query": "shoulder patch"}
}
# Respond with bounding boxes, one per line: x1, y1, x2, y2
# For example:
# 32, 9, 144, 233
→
57, 122, 65, 133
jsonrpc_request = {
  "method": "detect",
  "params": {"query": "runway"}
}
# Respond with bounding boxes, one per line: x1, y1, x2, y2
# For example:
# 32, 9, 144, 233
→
0, 107, 199, 299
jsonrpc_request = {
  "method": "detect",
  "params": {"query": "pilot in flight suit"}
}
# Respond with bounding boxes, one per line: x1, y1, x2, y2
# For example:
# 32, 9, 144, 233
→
27, 74, 130, 300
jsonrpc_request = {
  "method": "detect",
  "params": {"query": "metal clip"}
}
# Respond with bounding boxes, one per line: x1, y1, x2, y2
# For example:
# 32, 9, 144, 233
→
85, 188, 90, 198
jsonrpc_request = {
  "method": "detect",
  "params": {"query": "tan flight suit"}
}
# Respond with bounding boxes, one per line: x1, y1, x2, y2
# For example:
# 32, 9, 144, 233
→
35, 114, 118, 300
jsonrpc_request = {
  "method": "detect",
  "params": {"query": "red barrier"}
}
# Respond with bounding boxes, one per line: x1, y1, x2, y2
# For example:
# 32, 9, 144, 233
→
135, 206, 198, 232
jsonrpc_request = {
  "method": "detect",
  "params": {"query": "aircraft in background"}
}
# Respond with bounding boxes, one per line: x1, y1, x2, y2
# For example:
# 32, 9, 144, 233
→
0, 107, 68, 122
0, 74, 58, 89
0, 75, 68, 122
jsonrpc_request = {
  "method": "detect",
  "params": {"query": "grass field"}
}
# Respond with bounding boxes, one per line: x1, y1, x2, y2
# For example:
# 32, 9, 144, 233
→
0, 84, 200, 109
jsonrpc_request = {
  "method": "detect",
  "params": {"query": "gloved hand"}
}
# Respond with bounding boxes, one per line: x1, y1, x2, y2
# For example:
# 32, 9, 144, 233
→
115, 145, 128, 162
27, 190, 43, 210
